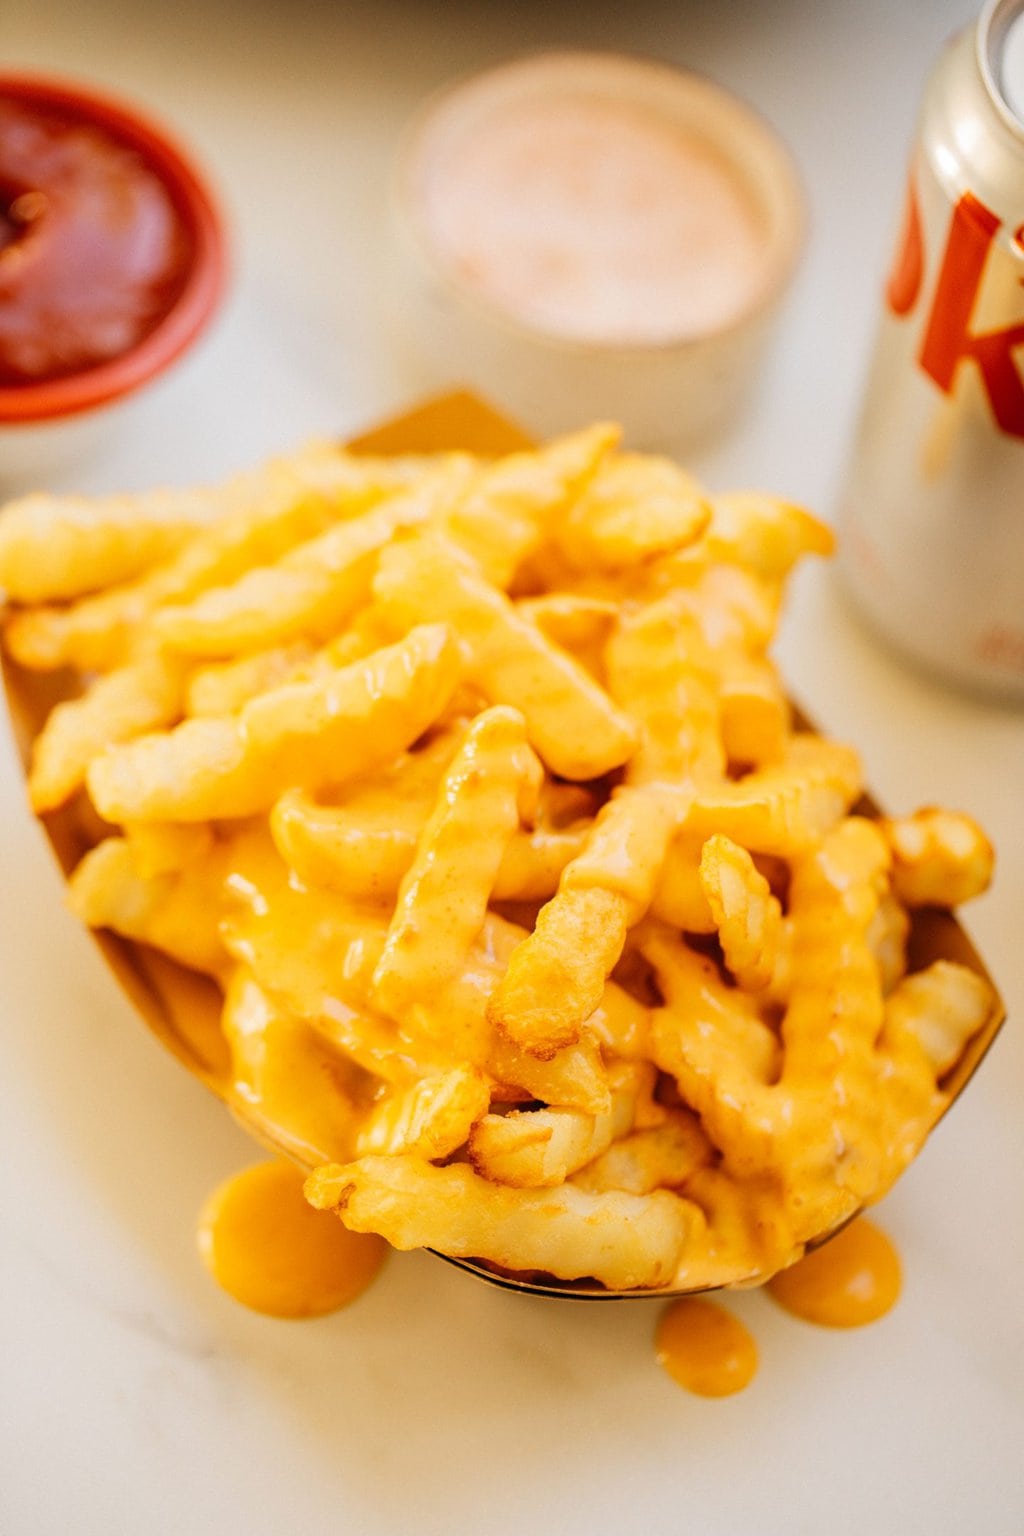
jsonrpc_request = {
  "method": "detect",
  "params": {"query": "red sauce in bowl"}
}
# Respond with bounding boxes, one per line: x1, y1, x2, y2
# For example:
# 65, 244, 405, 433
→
0, 76, 225, 422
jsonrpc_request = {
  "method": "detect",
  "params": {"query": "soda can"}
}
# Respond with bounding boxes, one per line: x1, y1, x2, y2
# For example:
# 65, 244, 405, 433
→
839, 0, 1024, 701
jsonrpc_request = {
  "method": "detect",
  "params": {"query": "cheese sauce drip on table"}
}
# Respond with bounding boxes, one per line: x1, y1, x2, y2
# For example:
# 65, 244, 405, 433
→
198, 1160, 387, 1318
655, 1297, 758, 1398
766, 1219, 902, 1328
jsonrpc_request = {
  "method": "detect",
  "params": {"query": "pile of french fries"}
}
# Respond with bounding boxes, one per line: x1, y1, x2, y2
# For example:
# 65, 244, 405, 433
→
0, 424, 997, 1291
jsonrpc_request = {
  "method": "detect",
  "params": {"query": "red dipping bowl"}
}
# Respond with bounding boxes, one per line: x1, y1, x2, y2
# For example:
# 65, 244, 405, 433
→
0, 73, 226, 477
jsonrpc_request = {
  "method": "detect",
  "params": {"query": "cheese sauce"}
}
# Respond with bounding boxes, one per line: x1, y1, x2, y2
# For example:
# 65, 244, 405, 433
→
766, 1219, 902, 1328
655, 1297, 758, 1397
197, 1159, 387, 1318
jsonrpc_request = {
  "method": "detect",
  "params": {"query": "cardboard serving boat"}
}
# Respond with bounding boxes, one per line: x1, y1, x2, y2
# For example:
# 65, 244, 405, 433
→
0, 391, 1007, 1299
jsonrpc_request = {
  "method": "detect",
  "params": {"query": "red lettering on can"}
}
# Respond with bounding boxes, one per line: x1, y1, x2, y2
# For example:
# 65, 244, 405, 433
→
885, 179, 924, 316
918, 192, 1024, 437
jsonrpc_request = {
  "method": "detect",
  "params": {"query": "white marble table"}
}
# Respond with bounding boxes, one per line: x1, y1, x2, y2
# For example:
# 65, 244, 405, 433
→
2, 2, 1022, 1533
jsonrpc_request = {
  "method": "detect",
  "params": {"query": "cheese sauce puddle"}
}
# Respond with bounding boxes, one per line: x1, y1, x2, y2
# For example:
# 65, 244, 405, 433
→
766, 1218, 902, 1328
199, 1166, 899, 1381
198, 1159, 387, 1318
655, 1297, 758, 1397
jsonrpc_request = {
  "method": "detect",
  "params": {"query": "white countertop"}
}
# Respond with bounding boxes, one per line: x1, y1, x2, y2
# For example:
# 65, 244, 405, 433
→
2, 2, 1022, 1533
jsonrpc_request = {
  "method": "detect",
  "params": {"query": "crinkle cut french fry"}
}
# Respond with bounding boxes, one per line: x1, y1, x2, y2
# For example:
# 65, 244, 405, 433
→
880, 807, 995, 909
882, 960, 996, 1078
4, 448, 449, 672
155, 465, 468, 657
273, 782, 590, 904
371, 706, 542, 1025
867, 892, 910, 995
516, 593, 617, 682
443, 423, 618, 586
553, 452, 710, 572
269, 729, 459, 900
373, 535, 636, 780
467, 1063, 646, 1187
185, 643, 315, 716
681, 734, 863, 856
0, 488, 211, 603
68, 837, 229, 977
644, 928, 784, 1182
699, 491, 835, 579
355, 1065, 490, 1159
699, 834, 785, 993
87, 623, 462, 822
487, 786, 683, 1057
571, 1111, 712, 1197
305, 1155, 696, 1291
606, 595, 724, 786
28, 653, 187, 812
717, 654, 790, 768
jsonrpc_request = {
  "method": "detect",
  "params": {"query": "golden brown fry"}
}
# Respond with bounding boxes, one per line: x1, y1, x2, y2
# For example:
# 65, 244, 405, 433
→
3, 447, 445, 671
554, 451, 710, 572
880, 807, 995, 909
488, 786, 683, 1057
354, 1065, 490, 1158
306, 1155, 695, 1290
371, 706, 542, 1029
0, 488, 209, 603
571, 1110, 712, 1196
699, 491, 835, 579
185, 643, 315, 716
467, 1062, 644, 1187
699, 833, 785, 993
67, 836, 229, 977
882, 960, 996, 1077
87, 623, 462, 821
373, 535, 636, 779
155, 465, 466, 657
443, 423, 618, 586
28, 653, 187, 812
606, 594, 724, 786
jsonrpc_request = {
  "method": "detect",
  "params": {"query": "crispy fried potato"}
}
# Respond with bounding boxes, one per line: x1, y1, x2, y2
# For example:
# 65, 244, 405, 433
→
699, 833, 785, 993
880, 807, 995, 909
373, 535, 636, 779
467, 1063, 645, 1187
29, 653, 187, 812
371, 706, 542, 1028
488, 786, 683, 1057
444, 423, 618, 586
553, 452, 710, 572
306, 1155, 695, 1290
0, 488, 210, 603
882, 960, 996, 1077
355, 1065, 490, 1158
87, 623, 462, 821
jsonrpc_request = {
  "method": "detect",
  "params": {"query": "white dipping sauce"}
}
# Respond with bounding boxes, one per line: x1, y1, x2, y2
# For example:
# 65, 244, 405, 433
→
417, 92, 765, 346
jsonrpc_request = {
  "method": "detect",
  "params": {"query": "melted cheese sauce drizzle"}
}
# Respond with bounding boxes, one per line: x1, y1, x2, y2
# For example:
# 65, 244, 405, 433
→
655, 1297, 758, 1397
198, 1159, 387, 1318
766, 1219, 901, 1328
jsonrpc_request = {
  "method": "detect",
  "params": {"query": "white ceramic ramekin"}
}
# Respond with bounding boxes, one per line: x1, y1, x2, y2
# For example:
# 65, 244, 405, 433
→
393, 52, 805, 451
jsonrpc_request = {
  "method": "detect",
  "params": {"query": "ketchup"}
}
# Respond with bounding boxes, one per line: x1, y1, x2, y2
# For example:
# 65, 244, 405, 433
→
0, 94, 194, 387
